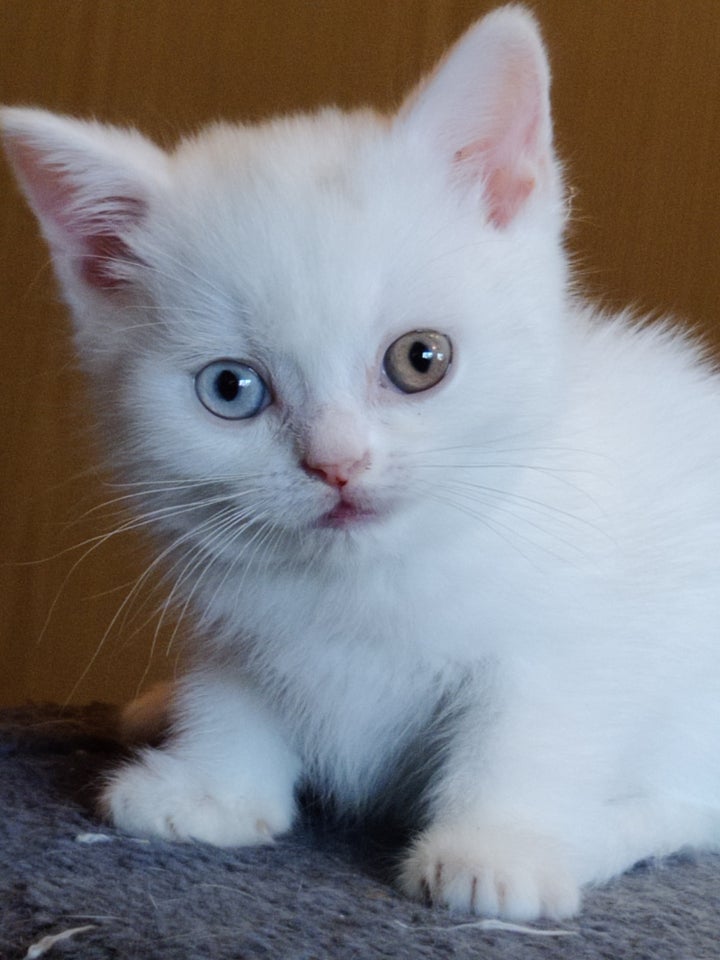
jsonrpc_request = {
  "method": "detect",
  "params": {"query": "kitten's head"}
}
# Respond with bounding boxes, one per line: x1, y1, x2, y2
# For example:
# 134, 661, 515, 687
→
2, 6, 568, 567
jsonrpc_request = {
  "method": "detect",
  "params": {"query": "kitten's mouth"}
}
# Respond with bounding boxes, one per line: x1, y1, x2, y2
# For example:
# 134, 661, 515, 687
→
317, 497, 378, 529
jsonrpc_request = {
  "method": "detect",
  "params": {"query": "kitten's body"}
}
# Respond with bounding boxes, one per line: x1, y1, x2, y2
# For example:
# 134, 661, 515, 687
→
4, 6, 720, 921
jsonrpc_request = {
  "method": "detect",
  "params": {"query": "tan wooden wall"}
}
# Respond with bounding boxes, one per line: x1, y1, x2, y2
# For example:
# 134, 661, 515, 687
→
1, 0, 719, 707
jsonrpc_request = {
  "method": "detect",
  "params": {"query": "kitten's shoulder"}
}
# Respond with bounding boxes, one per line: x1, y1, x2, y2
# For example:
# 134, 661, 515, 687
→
574, 302, 717, 385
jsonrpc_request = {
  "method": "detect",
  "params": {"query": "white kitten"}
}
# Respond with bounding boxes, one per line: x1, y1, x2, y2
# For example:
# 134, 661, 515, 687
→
4, 5, 720, 922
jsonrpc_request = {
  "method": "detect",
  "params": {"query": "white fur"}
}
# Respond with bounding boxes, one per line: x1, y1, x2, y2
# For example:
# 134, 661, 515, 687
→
4, 5, 720, 922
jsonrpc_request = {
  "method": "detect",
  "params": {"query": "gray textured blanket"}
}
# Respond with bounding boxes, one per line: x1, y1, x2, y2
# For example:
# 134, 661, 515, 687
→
1, 704, 718, 959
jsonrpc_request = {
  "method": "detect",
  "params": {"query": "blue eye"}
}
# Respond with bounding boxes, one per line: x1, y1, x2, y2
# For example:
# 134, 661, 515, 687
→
195, 360, 270, 420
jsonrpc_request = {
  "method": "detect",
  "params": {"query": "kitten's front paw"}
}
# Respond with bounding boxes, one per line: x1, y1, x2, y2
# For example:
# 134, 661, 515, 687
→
399, 822, 580, 921
101, 749, 295, 846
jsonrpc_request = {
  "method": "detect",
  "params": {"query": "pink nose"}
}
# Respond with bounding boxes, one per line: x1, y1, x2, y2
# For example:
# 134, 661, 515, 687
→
301, 456, 367, 488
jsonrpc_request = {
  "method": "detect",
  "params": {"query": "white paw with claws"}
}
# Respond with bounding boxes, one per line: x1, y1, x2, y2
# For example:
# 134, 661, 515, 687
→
399, 822, 580, 921
101, 748, 295, 847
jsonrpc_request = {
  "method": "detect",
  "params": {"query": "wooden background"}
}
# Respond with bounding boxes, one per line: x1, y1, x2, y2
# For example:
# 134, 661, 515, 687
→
1, 0, 719, 707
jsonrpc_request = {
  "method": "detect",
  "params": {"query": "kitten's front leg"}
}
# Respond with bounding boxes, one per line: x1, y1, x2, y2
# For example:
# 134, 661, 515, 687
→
102, 672, 301, 846
399, 816, 580, 921
398, 704, 582, 921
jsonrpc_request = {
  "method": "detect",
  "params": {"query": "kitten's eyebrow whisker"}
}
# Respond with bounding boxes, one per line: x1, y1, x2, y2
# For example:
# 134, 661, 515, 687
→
146, 244, 232, 302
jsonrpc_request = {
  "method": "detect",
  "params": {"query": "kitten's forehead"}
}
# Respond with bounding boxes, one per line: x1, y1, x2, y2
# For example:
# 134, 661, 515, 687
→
173, 108, 389, 234
164, 110, 443, 382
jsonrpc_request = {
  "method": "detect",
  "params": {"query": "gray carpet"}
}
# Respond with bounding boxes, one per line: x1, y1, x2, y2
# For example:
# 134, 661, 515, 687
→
1, 705, 719, 960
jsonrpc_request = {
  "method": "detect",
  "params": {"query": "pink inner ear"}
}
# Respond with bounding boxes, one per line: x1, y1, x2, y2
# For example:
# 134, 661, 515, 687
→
8, 138, 146, 291
76, 196, 147, 290
484, 165, 536, 229
455, 139, 539, 228
451, 48, 550, 229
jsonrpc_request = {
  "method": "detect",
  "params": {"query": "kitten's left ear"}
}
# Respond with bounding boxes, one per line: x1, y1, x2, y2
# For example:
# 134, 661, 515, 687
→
399, 5, 558, 228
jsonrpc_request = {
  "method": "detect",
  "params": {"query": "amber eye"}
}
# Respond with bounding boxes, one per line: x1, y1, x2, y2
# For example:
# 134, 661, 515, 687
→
383, 330, 452, 393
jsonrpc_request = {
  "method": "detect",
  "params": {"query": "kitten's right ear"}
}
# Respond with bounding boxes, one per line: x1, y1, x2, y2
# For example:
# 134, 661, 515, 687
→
1, 107, 168, 292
